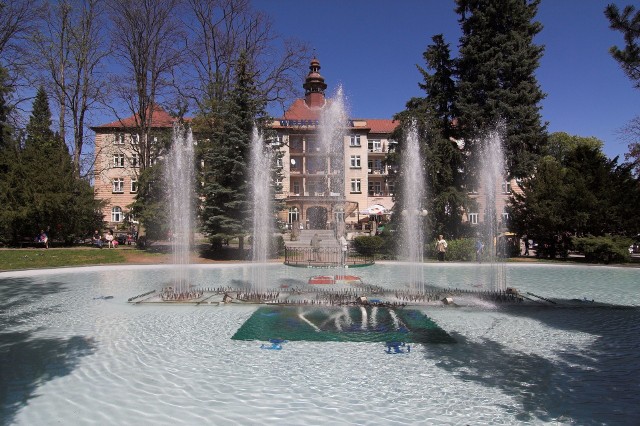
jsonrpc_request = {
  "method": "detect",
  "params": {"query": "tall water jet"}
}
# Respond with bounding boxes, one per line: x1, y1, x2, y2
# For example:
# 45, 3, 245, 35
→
249, 126, 273, 294
319, 85, 348, 204
166, 124, 195, 294
399, 121, 426, 293
479, 125, 507, 291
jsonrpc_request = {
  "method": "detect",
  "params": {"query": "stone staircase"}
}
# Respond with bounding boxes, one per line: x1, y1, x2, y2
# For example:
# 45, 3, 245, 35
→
284, 229, 339, 248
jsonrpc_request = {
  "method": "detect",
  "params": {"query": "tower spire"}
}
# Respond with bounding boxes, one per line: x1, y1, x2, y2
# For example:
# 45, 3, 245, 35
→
303, 57, 327, 108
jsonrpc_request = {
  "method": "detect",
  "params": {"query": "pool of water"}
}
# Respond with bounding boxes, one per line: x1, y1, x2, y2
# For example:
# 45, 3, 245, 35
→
1, 262, 639, 425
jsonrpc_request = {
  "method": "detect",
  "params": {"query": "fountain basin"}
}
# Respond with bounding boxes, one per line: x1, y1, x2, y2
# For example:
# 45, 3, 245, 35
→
1, 263, 639, 425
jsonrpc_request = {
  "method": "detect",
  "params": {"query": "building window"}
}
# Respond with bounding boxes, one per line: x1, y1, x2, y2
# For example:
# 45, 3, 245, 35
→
113, 153, 125, 168
111, 206, 123, 222
368, 159, 383, 174
350, 178, 361, 193
276, 156, 283, 168
468, 212, 479, 225
131, 133, 140, 145
502, 180, 512, 194
368, 139, 382, 152
368, 181, 382, 196
130, 179, 138, 193
349, 134, 361, 147
130, 153, 139, 168
350, 155, 361, 168
292, 180, 300, 195
114, 133, 125, 145
502, 211, 509, 222
387, 181, 394, 195
467, 184, 478, 194
288, 207, 299, 224
113, 178, 124, 193
275, 177, 283, 193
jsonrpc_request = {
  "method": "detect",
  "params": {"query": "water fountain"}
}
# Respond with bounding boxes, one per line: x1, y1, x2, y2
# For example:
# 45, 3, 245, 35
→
165, 124, 196, 297
249, 126, 273, 294
399, 120, 427, 293
479, 125, 508, 291
319, 85, 347, 202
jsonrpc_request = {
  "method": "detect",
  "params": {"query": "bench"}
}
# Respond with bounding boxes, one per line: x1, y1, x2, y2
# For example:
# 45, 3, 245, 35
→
20, 239, 47, 248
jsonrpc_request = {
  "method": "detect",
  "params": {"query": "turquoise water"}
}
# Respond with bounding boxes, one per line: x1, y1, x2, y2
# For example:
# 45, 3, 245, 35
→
1, 263, 639, 425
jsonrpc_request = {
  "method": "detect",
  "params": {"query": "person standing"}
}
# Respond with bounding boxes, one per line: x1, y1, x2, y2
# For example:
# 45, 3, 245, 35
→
524, 238, 530, 256
475, 238, 484, 263
436, 235, 448, 262
340, 235, 348, 265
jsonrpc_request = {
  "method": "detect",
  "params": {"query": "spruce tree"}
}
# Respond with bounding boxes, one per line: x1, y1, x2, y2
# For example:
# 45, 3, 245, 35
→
200, 52, 266, 250
417, 34, 458, 138
394, 35, 470, 239
2, 86, 103, 244
605, 4, 640, 89
455, 0, 547, 178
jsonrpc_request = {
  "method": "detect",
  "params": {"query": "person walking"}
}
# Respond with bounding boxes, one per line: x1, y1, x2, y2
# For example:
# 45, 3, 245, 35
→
436, 235, 448, 262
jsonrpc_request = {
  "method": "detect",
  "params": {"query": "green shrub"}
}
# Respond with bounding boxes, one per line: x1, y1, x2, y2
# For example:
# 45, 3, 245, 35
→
272, 235, 285, 257
572, 235, 632, 264
442, 238, 476, 261
352, 235, 384, 256
423, 237, 476, 261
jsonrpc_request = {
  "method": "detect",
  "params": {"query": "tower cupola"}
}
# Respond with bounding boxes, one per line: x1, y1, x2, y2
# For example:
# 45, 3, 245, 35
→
303, 57, 327, 108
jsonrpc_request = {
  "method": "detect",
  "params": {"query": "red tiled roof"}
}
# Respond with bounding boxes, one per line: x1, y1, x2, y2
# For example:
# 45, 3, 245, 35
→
91, 105, 185, 130
282, 99, 325, 120
364, 119, 399, 133
276, 99, 399, 134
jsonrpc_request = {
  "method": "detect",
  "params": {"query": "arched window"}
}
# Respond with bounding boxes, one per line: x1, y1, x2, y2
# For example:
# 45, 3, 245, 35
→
112, 206, 123, 222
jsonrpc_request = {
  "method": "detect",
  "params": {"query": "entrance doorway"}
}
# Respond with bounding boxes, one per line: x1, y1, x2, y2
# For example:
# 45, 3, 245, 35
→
306, 206, 328, 230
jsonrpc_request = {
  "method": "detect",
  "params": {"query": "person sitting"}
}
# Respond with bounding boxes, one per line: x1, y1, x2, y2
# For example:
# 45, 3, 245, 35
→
39, 229, 49, 249
92, 230, 103, 248
105, 230, 115, 248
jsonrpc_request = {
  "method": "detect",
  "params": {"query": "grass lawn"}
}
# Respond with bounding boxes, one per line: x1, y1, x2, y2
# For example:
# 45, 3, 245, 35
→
0, 248, 133, 271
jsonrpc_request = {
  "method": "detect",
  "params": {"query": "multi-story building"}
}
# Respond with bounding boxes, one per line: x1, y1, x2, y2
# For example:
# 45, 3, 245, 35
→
90, 57, 519, 236
90, 106, 176, 229
269, 58, 398, 231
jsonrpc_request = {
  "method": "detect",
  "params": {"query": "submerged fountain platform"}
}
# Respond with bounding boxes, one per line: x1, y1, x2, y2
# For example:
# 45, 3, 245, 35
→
231, 305, 456, 344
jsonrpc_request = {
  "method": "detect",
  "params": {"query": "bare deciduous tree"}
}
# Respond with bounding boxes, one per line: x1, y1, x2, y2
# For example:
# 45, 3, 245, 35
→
108, 0, 184, 171
0, 0, 43, 115
182, 0, 309, 122
32, 0, 110, 176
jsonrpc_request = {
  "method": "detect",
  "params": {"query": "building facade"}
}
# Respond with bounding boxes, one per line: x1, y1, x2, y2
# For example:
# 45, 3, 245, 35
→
90, 58, 519, 235
90, 106, 176, 229
269, 58, 398, 231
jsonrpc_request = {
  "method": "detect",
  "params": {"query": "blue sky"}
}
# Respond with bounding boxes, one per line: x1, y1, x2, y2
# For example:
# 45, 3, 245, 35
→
255, 0, 639, 160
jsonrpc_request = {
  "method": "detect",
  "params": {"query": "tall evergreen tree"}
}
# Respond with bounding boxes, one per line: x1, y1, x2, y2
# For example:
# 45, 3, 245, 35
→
25, 86, 56, 149
417, 34, 458, 138
0, 86, 102, 244
455, 0, 547, 178
393, 35, 470, 239
200, 51, 266, 250
605, 4, 640, 89
605, 4, 640, 176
